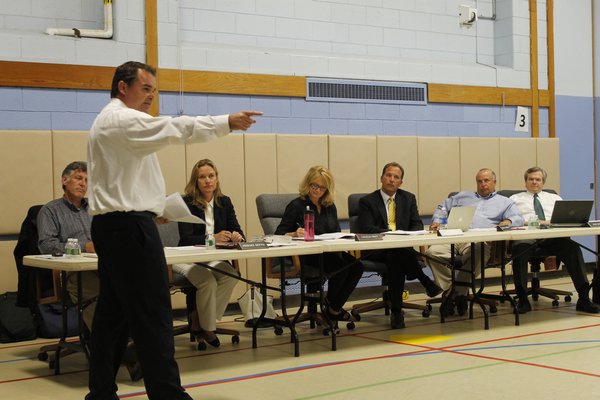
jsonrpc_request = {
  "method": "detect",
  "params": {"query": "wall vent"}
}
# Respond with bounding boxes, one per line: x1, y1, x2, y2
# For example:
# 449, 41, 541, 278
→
306, 78, 427, 105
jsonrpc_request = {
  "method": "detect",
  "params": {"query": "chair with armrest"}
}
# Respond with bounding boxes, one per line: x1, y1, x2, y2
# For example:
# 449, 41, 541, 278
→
158, 221, 240, 351
497, 189, 573, 306
424, 192, 499, 318
255, 193, 344, 335
347, 193, 431, 320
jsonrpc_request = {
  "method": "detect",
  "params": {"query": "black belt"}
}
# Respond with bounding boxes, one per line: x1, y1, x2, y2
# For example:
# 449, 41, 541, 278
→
101, 211, 157, 218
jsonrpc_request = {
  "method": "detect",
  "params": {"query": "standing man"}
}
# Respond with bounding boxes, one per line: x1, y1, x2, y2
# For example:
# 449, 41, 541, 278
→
357, 162, 441, 329
509, 166, 598, 314
86, 61, 261, 400
426, 168, 524, 317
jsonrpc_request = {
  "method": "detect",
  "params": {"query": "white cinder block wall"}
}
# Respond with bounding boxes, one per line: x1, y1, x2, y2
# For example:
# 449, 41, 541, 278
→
0, 0, 546, 89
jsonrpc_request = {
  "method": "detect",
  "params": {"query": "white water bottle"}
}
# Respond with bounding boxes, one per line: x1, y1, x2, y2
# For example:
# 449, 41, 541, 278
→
439, 207, 448, 229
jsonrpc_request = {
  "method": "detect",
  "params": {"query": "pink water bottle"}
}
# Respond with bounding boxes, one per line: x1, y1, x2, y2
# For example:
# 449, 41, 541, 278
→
303, 206, 314, 241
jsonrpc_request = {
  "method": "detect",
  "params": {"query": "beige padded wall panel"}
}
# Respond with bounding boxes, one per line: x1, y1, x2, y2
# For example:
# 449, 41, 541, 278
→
52, 131, 89, 198
377, 136, 419, 201
328, 136, 376, 219
459, 137, 500, 191
417, 137, 460, 215
244, 134, 278, 287
276, 135, 328, 194
499, 138, 537, 190
157, 145, 187, 198
536, 138, 560, 193
244, 134, 278, 240
0, 131, 53, 234
186, 134, 247, 301
0, 241, 18, 293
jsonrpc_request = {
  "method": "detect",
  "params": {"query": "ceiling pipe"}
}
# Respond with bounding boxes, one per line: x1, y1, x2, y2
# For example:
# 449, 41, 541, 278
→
46, 0, 113, 39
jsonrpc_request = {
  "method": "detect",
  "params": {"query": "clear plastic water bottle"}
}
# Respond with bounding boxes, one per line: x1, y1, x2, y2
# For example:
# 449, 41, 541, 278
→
439, 207, 448, 229
64, 238, 81, 258
205, 233, 216, 249
528, 216, 540, 229
303, 206, 315, 241
64, 238, 73, 257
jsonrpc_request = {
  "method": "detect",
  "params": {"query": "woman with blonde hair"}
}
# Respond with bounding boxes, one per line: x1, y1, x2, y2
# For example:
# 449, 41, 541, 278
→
175, 159, 244, 347
275, 166, 364, 321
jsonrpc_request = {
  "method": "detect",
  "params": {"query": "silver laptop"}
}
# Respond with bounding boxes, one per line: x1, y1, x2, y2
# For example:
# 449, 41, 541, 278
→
549, 200, 593, 228
445, 206, 476, 231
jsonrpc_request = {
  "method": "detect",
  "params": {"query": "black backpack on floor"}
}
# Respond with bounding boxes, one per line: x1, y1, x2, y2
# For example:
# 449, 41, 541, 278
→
0, 292, 37, 343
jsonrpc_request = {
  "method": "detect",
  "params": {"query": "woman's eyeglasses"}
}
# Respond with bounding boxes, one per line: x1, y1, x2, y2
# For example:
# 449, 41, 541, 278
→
309, 183, 327, 191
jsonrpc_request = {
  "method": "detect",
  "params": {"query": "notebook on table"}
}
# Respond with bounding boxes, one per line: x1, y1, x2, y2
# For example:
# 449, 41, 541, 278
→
445, 206, 477, 232
548, 200, 594, 228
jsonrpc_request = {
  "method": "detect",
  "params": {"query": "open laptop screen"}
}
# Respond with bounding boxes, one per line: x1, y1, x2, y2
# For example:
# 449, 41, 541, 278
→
549, 200, 593, 227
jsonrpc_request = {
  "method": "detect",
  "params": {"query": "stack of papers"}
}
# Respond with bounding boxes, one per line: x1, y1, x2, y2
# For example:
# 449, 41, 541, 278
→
385, 230, 427, 235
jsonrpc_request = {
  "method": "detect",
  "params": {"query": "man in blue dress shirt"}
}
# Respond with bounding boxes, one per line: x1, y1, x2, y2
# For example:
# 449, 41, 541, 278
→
426, 168, 524, 317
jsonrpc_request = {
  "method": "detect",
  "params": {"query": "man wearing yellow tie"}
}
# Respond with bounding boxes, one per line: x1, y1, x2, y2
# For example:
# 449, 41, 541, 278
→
357, 162, 441, 329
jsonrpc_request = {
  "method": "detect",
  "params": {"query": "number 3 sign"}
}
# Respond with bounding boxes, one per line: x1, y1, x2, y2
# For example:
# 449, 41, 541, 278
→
515, 106, 529, 133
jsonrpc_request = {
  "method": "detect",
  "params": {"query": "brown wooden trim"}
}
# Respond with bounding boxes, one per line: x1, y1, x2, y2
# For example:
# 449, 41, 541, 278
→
530, 0, 539, 137
0, 61, 550, 107
145, 0, 159, 115
0, 60, 114, 90
159, 69, 307, 97
547, 0, 555, 138
428, 84, 549, 107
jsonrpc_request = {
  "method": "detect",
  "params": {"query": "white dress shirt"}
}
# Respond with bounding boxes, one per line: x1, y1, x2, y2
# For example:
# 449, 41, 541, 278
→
88, 98, 230, 216
509, 190, 562, 223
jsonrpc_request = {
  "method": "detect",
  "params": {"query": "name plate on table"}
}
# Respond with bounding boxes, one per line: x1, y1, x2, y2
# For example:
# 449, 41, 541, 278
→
437, 229, 464, 237
355, 233, 384, 241
237, 241, 268, 250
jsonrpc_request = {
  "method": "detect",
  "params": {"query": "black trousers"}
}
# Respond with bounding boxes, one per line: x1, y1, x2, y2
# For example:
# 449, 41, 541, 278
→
366, 248, 420, 313
301, 252, 364, 310
511, 238, 589, 294
86, 212, 192, 400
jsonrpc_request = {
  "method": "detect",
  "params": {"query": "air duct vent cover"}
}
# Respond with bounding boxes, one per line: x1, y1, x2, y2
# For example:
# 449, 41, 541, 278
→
306, 78, 427, 105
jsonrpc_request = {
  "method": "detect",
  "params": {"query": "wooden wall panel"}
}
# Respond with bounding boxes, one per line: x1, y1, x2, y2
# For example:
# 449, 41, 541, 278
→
499, 138, 537, 189
276, 135, 328, 194
377, 136, 419, 200
459, 137, 500, 191
0, 131, 53, 234
328, 136, 376, 219
0, 241, 18, 293
156, 145, 187, 197
417, 137, 460, 215
537, 138, 560, 193
52, 131, 89, 198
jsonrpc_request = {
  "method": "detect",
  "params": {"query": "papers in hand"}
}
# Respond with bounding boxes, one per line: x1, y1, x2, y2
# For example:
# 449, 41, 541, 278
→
385, 229, 427, 235
162, 193, 205, 224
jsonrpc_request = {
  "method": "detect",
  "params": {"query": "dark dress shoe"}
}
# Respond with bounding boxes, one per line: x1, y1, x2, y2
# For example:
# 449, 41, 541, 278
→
390, 312, 405, 329
576, 298, 600, 313
425, 282, 443, 298
455, 295, 468, 316
516, 298, 532, 314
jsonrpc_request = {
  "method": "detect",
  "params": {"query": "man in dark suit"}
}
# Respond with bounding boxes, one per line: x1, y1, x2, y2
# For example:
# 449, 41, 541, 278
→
357, 162, 441, 329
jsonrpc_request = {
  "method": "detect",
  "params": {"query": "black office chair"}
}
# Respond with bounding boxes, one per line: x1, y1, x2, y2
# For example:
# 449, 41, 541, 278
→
347, 193, 431, 320
158, 221, 240, 351
497, 189, 573, 306
255, 193, 352, 335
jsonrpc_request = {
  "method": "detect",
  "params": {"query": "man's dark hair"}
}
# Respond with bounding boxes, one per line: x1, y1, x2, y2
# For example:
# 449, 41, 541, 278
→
524, 166, 547, 183
110, 61, 156, 98
61, 161, 87, 191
